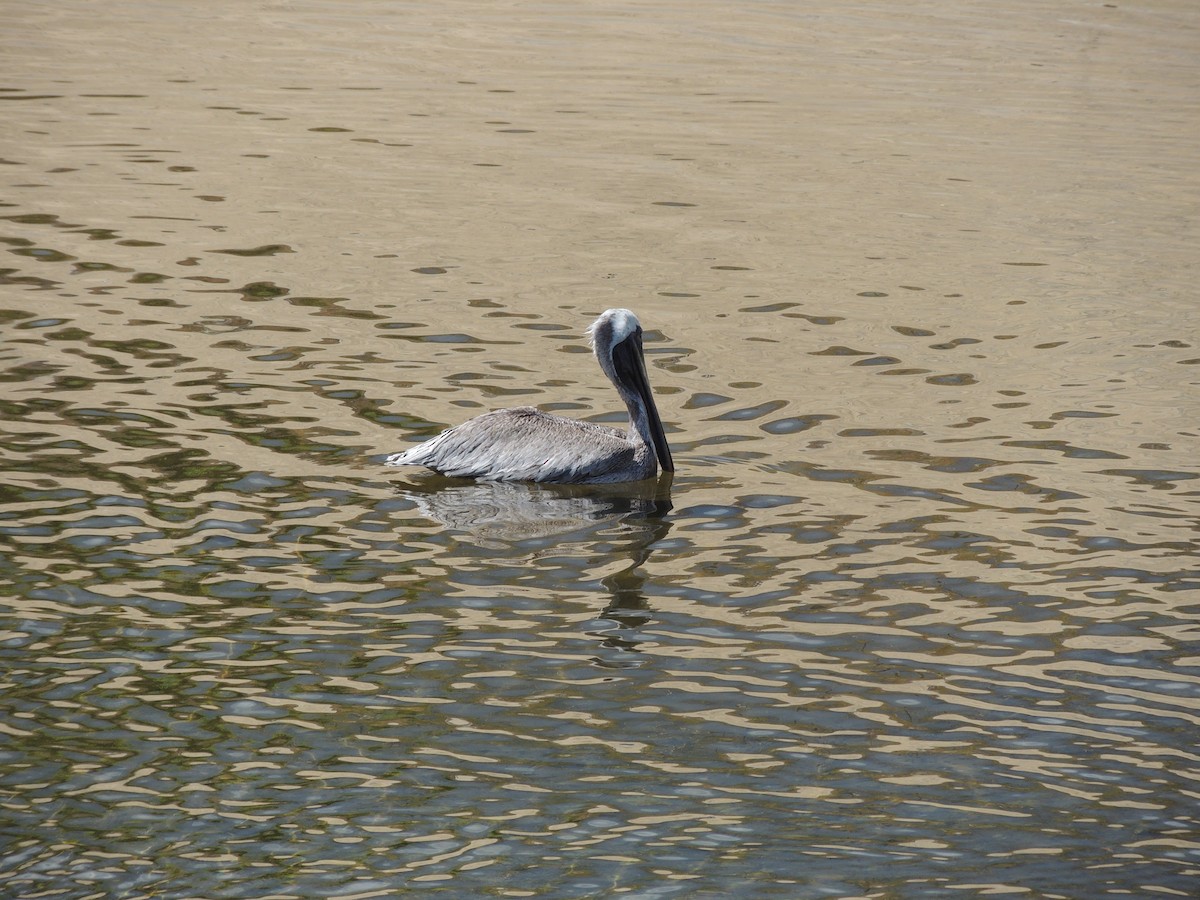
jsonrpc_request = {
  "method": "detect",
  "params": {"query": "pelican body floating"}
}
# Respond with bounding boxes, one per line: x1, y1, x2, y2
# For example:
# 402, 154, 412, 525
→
385, 308, 674, 483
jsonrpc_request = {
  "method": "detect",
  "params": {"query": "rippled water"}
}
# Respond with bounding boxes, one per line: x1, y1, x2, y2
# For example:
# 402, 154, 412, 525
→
2, 1, 1198, 897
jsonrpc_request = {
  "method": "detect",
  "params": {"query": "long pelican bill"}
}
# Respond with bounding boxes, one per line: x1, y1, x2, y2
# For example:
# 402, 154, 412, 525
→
612, 330, 674, 473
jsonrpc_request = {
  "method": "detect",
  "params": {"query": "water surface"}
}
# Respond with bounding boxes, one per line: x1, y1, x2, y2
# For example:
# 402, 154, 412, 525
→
1, 1, 1197, 897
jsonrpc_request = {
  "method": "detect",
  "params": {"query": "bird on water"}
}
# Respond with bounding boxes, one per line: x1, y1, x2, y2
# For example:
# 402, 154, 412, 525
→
385, 308, 674, 483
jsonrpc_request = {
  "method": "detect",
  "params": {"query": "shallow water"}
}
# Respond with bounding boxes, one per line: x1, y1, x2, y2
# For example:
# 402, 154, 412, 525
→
2, 1, 1198, 897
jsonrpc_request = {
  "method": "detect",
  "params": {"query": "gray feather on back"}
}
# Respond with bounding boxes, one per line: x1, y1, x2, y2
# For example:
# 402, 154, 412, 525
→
386, 407, 641, 483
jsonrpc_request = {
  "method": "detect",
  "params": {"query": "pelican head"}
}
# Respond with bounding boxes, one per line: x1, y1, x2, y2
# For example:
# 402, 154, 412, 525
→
588, 308, 674, 474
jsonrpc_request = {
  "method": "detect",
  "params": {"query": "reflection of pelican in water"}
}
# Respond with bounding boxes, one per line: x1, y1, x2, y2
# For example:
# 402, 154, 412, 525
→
394, 476, 671, 666
395, 475, 673, 545
385, 308, 673, 483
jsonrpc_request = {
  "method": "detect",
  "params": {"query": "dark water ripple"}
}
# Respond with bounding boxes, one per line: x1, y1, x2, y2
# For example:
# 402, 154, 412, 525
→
2, 441, 1196, 896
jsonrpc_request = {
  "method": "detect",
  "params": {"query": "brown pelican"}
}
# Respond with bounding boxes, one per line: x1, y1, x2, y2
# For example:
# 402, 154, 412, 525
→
385, 308, 674, 483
